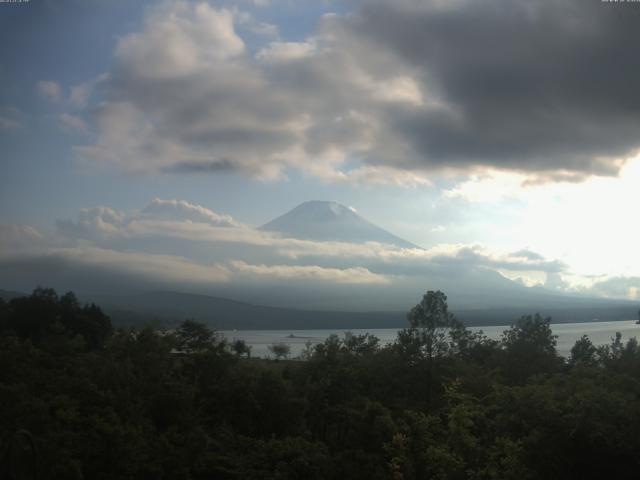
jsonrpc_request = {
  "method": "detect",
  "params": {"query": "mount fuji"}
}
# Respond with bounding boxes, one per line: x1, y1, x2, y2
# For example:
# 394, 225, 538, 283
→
260, 200, 417, 248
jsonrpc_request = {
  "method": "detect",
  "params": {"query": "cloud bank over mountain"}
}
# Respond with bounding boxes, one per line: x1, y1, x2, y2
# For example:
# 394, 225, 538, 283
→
64, 0, 640, 186
2, 198, 638, 309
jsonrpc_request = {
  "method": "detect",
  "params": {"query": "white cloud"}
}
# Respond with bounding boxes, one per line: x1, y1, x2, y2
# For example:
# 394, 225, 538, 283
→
229, 260, 391, 285
56, 207, 126, 241
0, 224, 43, 248
0, 106, 24, 131
50, 244, 230, 284
444, 170, 529, 204
69, 1, 441, 184
59, 113, 87, 133
114, 1, 244, 79
68, 78, 103, 109
53, 199, 570, 285
37, 81, 63, 103
36, 75, 104, 115
256, 41, 317, 62
587, 276, 640, 301
4, 196, 640, 302
234, 8, 278, 37
139, 198, 242, 227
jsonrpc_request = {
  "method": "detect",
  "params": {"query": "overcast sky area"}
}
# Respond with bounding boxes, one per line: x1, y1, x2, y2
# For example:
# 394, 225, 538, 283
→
2, 0, 640, 307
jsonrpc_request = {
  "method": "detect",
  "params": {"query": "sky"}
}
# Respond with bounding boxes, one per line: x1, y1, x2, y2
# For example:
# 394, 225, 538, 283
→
1, 0, 640, 306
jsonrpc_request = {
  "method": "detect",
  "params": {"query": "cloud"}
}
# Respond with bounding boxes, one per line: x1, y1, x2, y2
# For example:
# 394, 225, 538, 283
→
36, 76, 104, 114
70, 1, 435, 182
587, 276, 640, 301
234, 8, 279, 37
55, 206, 126, 241
6, 197, 640, 305
0, 224, 43, 248
0, 107, 25, 131
51, 203, 528, 275
51, 245, 230, 284
55, 199, 278, 246
67, 0, 640, 185
37, 81, 63, 103
444, 170, 528, 203
68, 79, 99, 109
53, 199, 569, 285
511, 249, 545, 261
114, 2, 245, 79
59, 113, 88, 133
544, 272, 571, 292
229, 260, 391, 285
353, 0, 640, 179
139, 198, 242, 227
0, 245, 230, 295
256, 40, 316, 62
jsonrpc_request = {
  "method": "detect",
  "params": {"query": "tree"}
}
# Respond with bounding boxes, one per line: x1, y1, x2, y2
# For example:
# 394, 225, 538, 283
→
268, 342, 290, 360
6, 287, 59, 341
569, 335, 598, 367
299, 340, 315, 360
344, 332, 380, 356
0, 297, 7, 332
174, 319, 220, 354
500, 314, 560, 383
397, 291, 466, 405
502, 314, 556, 355
398, 291, 465, 361
231, 339, 252, 358
1, 288, 112, 349
77, 303, 112, 349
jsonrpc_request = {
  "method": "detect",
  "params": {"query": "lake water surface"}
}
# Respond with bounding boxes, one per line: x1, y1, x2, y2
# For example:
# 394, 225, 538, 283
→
221, 320, 640, 358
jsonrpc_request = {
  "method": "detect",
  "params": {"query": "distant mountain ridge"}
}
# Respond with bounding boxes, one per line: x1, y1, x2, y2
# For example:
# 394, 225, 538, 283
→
87, 290, 639, 330
260, 200, 417, 248
3, 288, 638, 330
86, 290, 406, 330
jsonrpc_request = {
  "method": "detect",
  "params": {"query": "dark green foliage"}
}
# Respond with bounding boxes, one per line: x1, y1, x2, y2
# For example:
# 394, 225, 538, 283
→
230, 338, 251, 358
569, 335, 598, 366
402, 290, 464, 361
500, 313, 561, 383
268, 342, 291, 360
3, 288, 640, 479
174, 318, 223, 353
1, 287, 112, 349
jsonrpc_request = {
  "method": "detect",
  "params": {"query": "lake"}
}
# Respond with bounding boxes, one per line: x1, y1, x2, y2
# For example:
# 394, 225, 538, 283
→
221, 320, 640, 358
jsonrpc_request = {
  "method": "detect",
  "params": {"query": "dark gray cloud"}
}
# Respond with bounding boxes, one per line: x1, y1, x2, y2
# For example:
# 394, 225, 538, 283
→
161, 160, 237, 173
352, 0, 640, 177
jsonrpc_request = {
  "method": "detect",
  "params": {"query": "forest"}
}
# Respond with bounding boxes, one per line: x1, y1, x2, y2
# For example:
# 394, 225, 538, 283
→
2, 288, 640, 479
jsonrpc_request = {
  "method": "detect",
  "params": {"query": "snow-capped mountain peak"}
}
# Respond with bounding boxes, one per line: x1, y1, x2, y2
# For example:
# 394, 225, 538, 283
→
259, 201, 417, 248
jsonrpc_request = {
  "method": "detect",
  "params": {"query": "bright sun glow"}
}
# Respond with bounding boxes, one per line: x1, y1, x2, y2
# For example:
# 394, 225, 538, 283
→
444, 154, 640, 295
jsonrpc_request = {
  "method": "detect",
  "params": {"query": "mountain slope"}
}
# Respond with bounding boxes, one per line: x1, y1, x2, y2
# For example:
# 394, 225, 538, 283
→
260, 200, 417, 248
86, 291, 406, 330
86, 290, 639, 330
